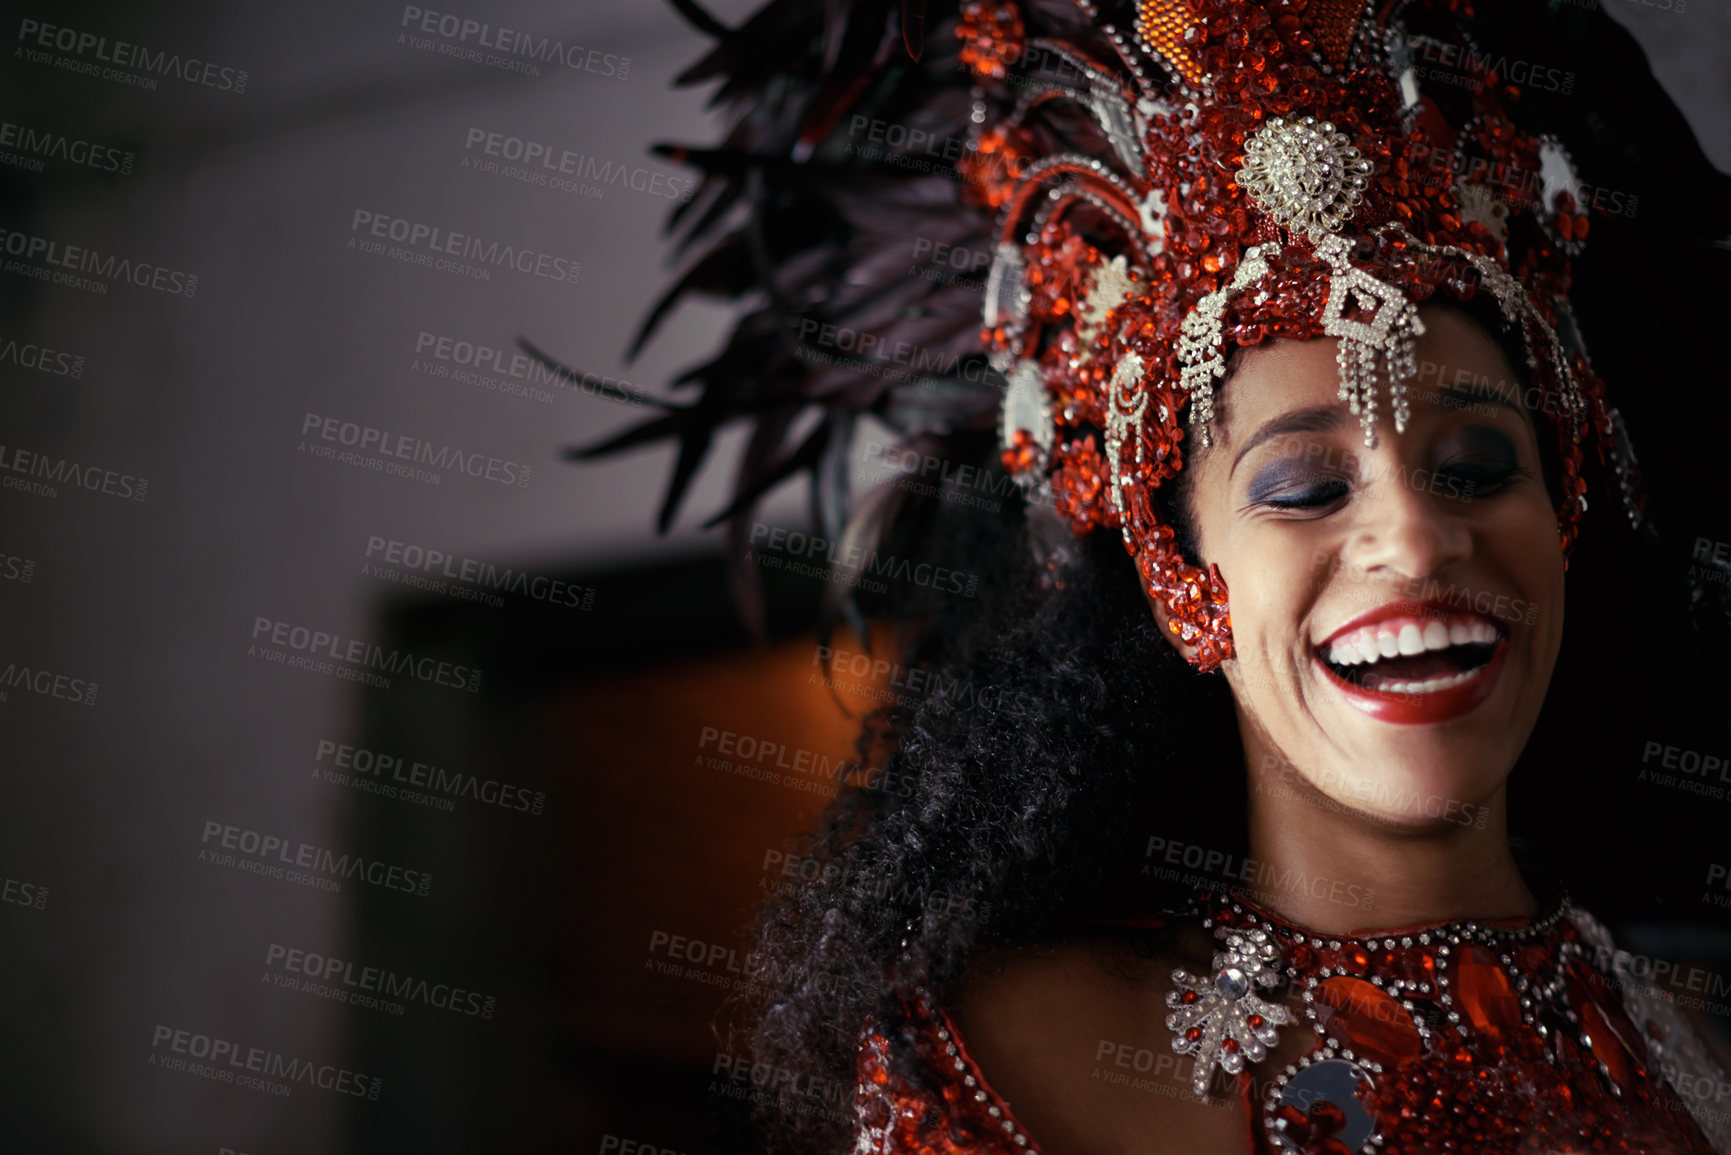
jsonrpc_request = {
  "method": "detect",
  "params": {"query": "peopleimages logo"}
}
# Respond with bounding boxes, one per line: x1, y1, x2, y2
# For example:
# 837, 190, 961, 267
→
363, 535, 594, 611
1, 872, 48, 911
249, 615, 484, 693
16, 19, 250, 92
413, 330, 562, 402
1142, 835, 1375, 912
0, 227, 197, 297
199, 820, 434, 897
460, 128, 693, 200
398, 6, 630, 79
0, 121, 135, 175
349, 210, 580, 285
264, 943, 498, 1018
749, 523, 979, 598
313, 739, 546, 815
0, 443, 147, 502
298, 412, 532, 489
0, 335, 85, 378
0, 660, 99, 706
148, 1024, 380, 1099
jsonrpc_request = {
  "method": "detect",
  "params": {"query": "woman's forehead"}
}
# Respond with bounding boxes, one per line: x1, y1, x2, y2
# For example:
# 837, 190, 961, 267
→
1216, 306, 1522, 439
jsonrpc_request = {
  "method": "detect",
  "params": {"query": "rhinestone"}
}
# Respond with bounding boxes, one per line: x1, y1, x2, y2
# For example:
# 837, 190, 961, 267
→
1215, 967, 1251, 1000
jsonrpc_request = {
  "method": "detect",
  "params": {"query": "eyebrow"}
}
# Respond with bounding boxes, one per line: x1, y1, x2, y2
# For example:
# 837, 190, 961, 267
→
1230, 405, 1345, 476
1228, 379, 1531, 476
1431, 380, 1529, 420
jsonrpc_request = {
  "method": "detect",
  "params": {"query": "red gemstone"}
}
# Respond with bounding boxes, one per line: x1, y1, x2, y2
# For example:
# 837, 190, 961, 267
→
1567, 962, 1649, 1087
1185, 1027, 1202, 1042
1344, 945, 1371, 972
1393, 950, 1437, 985
1452, 945, 1523, 1042
1312, 976, 1424, 1066
1182, 990, 1199, 1004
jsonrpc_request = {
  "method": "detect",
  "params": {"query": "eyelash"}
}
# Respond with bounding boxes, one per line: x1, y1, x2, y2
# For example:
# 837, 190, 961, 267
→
1261, 480, 1349, 510
1439, 461, 1521, 492
1256, 463, 1522, 511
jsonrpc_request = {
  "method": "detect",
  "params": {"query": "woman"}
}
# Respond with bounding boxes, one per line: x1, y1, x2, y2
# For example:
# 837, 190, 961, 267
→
582, 0, 1731, 1150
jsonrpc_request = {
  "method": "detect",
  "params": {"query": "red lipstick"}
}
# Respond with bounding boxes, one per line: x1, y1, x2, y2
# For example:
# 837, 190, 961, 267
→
1314, 598, 1510, 725
1317, 638, 1508, 724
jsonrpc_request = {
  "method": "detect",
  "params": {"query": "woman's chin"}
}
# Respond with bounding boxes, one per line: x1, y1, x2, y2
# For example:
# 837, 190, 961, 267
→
1292, 755, 1505, 832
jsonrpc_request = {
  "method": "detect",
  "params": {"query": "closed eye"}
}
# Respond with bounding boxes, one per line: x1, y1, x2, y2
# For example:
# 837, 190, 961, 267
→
1253, 478, 1350, 511
1437, 461, 1523, 494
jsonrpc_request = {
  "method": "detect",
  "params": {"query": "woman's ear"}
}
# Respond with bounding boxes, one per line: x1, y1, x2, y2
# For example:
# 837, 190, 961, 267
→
1140, 581, 1201, 665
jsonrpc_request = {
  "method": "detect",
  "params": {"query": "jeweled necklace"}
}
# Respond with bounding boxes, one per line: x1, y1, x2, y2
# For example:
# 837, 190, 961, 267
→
1165, 889, 1726, 1154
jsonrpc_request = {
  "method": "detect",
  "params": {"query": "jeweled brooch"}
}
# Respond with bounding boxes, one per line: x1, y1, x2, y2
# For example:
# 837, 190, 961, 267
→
1166, 924, 1294, 1095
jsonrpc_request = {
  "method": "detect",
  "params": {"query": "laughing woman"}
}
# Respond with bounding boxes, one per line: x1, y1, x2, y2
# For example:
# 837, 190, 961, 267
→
595, 0, 1731, 1150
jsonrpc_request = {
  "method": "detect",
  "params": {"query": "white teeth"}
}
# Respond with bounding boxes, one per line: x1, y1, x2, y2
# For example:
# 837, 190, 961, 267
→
1364, 667, 1481, 695
1321, 614, 1505, 671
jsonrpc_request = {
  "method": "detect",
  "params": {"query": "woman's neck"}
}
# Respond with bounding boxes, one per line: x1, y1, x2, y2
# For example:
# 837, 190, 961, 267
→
1240, 740, 1538, 937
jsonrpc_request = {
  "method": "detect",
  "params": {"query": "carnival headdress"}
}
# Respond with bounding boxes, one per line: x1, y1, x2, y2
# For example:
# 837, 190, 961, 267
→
581, 0, 1655, 664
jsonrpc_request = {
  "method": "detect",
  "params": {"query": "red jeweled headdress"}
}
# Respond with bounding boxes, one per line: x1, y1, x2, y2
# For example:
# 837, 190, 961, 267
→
585, 0, 1656, 652
964, 0, 1641, 670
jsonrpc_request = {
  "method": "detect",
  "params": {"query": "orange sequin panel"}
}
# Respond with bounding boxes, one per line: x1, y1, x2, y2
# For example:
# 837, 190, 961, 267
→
1135, 0, 1205, 87
1139, 0, 1366, 84
1306, 0, 1366, 70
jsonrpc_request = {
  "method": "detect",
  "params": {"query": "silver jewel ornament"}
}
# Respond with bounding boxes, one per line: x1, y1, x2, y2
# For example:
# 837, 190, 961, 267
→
1001, 358, 1055, 494
1176, 244, 1273, 447
1384, 26, 1421, 113
983, 242, 1030, 374
1178, 115, 1395, 450
1003, 253, 1135, 501
1235, 117, 1375, 241
1076, 254, 1136, 342
1268, 1056, 1378, 1153
1088, 74, 1146, 174
1104, 352, 1147, 515
1454, 180, 1510, 248
1535, 136, 1588, 255
1167, 925, 1294, 1095
1316, 234, 1426, 448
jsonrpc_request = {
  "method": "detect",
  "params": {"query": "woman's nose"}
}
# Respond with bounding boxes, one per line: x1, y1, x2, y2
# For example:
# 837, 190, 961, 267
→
1338, 460, 1473, 583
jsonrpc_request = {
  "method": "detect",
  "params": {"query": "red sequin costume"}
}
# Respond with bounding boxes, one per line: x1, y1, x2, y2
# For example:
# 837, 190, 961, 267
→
852, 893, 1731, 1153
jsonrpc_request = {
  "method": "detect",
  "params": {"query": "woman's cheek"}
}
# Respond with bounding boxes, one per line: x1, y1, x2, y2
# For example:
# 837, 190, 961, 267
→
1227, 532, 1316, 682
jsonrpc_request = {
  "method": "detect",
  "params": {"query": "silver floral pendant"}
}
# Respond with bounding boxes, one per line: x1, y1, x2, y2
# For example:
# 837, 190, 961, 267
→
1166, 925, 1294, 1095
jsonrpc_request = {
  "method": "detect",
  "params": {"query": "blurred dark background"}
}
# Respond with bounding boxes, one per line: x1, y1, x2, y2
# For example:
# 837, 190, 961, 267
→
0, 2, 1728, 1153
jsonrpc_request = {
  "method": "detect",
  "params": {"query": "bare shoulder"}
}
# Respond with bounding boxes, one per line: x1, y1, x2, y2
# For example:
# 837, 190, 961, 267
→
946, 922, 1254, 1155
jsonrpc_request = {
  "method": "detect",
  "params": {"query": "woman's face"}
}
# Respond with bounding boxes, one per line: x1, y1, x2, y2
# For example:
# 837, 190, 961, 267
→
1165, 304, 1566, 827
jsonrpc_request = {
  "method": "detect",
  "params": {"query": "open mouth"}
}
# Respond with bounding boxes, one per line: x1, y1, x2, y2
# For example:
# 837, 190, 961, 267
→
1319, 616, 1502, 696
